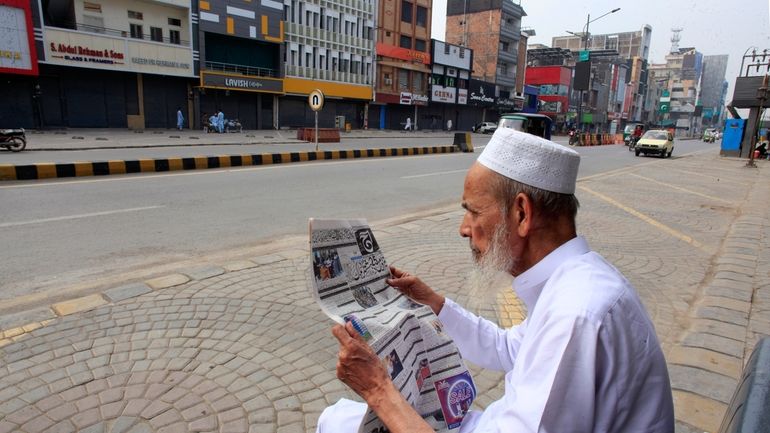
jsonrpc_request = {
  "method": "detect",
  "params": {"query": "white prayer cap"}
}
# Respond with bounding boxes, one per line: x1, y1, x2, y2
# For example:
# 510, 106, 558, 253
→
477, 128, 580, 194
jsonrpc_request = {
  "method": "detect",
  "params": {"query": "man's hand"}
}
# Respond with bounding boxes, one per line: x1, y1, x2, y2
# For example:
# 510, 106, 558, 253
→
387, 266, 445, 315
331, 322, 435, 433
333, 321, 392, 402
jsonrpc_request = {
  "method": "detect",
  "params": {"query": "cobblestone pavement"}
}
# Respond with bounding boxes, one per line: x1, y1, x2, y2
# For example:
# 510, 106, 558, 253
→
1, 151, 768, 433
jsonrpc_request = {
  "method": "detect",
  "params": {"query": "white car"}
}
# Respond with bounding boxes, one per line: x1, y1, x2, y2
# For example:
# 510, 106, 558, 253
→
472, 122, 497, 134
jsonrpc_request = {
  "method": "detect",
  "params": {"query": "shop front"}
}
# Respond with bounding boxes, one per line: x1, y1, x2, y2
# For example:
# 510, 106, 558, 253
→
0, 0, 39, 128
198, 71, 282, 130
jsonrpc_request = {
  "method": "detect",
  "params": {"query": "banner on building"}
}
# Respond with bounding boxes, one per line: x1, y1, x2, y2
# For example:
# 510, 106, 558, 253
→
0, 0, 38, 76
202, 71, 283, 93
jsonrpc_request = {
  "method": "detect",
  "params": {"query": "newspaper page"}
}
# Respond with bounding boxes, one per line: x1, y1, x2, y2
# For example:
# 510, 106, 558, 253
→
309, 218, 476, 433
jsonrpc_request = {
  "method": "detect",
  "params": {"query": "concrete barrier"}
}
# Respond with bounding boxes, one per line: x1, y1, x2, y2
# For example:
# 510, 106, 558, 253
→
453, 132, 474, 152
718, 337, 770, 433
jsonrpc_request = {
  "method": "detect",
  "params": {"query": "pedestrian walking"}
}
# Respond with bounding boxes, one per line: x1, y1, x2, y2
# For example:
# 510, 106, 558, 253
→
176, 107, 184, 130
446, 119, 452, 131
405, 117, 412, 131
217, 110, 225, 133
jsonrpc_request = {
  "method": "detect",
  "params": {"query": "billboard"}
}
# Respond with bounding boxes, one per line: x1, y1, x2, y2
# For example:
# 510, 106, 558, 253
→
0, 0, 38, 76
573, 61, 590, 91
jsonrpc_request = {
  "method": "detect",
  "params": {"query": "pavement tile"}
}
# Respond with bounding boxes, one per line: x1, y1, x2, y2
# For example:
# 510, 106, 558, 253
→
181, 266, 227, 281
145, 274, 191, 290
104, 283, 153, 303
672, 390, 726, 433
51, 294, 107, 317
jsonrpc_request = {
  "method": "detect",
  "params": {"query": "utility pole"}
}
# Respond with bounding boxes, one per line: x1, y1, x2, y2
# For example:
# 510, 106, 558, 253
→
746, 74, 768, 168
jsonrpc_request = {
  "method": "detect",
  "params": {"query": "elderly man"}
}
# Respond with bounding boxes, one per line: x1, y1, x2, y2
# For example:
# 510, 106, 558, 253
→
320, 128, 674, 432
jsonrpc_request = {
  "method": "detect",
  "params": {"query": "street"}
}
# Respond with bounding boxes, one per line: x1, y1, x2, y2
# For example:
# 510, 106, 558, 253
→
0, 137, 714, 309
0, 139, 767, 433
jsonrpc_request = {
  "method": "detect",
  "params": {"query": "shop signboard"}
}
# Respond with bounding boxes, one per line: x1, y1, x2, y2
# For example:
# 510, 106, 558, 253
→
467, 79, 495, 107
0, 0, 38, 76
202, 71, 283, 93
431, 85, 456, 103
42, 28, 194, 77
457, 88, 467, 105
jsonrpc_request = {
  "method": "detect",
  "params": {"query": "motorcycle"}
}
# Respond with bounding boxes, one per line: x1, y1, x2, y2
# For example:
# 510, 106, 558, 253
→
0, 128, 26, 152
627, 135, 640, 151
225, 119, 242, 133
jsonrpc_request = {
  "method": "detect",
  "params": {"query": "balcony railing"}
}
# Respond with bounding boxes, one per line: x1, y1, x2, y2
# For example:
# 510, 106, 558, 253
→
285, 64, 371, 85
205, 61, 278, 78
51, 22, 190, 47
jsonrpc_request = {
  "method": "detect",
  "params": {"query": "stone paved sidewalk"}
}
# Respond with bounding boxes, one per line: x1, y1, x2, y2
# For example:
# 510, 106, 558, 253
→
0, 152, 768, 433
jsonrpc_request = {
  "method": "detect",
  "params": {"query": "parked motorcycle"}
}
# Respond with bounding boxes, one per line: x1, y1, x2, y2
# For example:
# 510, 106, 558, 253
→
0, 128, 26, 152
225, 119, 242, 133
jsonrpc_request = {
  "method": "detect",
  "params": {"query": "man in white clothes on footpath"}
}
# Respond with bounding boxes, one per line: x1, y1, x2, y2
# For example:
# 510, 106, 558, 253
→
317, 127, 675, 433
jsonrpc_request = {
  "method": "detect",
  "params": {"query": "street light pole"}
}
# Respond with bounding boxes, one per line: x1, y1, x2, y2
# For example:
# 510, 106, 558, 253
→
574, 8, 620, 133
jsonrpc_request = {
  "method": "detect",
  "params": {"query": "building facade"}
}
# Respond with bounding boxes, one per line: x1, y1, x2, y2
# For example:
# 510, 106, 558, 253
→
444, 0, 526, 104
2, 0, 196, 129
552, 25, 653, 132
423, 39, 476, 130
196, 0, 284, 129
371, 0, 432, 130
699, 54, 729, 127
281, 0, 375, 129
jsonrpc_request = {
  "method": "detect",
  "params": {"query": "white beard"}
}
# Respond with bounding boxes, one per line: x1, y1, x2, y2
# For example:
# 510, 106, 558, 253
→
466, 221, 516, 310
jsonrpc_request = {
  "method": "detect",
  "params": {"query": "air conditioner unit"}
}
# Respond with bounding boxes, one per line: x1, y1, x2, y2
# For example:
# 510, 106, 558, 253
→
385, 78, 392, 85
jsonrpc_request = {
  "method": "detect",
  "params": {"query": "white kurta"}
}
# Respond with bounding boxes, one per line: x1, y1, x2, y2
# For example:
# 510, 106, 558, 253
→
316, 236, 675, 433
440, 236, 674, 432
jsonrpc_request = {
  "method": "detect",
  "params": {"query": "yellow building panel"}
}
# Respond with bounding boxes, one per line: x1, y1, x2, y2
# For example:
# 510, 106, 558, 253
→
199, 0, 210, 10
283, 77, 372, 100
227, 17, 235, 35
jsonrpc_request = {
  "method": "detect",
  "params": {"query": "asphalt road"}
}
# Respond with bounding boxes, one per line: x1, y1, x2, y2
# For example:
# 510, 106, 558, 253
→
0, 138, 718, 307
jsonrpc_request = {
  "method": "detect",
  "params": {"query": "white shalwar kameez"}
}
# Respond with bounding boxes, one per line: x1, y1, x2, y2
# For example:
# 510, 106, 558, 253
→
316, 236, 675, 433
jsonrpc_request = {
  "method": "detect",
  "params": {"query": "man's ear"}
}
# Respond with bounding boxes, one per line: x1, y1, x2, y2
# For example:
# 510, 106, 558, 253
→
510, 193, 532, 237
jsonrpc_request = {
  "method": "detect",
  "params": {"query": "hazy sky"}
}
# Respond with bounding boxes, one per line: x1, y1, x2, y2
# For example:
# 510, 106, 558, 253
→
432, 0, 770, 96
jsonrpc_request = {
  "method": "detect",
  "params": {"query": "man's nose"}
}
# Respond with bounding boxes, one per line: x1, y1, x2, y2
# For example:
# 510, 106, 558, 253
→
459, 215, 471, 238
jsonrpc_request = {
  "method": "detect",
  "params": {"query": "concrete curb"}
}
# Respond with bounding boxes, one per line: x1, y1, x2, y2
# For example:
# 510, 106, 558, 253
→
0, 145, 459, 181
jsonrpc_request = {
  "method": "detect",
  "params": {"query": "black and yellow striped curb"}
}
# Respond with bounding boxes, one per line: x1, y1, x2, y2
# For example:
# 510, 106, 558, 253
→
0, 145, 460, 181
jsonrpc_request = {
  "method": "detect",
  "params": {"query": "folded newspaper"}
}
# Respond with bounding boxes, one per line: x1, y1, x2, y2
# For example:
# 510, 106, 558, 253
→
308, 218, 476, 432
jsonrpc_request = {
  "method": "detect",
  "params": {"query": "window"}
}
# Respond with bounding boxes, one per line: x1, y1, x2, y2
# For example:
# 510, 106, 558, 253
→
459, 47, 465, 58
444, 44, 450, 54
416, 6, 427, 27
150, 27, 163, 42
398, 69, 409, 91
169, 29, 180, 44
127, 10, 143, 20
400, 35, 411, 49
384, 73, 392, 86
168, 18, 181, 26
497, 62, 508, 76
500, 41, 509, 52
130, 23, 143, 39
415, 39, 426, 52
413, 72, 423, 92
401, 1, 412, 23
82, 15, 104, 33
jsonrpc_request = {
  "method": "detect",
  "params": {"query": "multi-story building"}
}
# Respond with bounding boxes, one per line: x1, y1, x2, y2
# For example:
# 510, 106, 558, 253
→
423, 39, 475, 130
699, 54, 729, 127
196, 0, 284, 129
3, 0, 196, 129
281, 0, 375, 129
552, 26, 653, 131
444, 0, 526, 109
371, 0, 432, 130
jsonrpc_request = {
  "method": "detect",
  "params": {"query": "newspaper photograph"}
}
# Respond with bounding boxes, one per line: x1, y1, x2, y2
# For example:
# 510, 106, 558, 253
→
308, 218, 476, 432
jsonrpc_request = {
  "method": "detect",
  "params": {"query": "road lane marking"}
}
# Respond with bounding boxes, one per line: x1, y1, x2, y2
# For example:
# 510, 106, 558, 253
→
578, 185, 708, 252
401, 169, 468, 179
626, 173, 733, 204
0, 206, 165, 228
